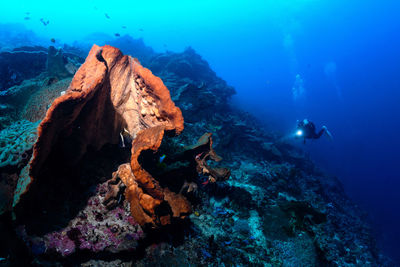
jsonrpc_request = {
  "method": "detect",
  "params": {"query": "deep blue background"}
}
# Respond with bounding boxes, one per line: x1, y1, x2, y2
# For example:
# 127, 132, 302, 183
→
226, 2, 400, 262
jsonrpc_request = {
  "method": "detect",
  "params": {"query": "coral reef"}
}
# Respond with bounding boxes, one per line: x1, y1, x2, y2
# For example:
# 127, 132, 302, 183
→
150, 49, 235, 123
0, 120, 38, 215
21, 78, 72, 123
0, 120, 38, 168
0, 39, 392, 266
22, 180, 144, 257
0, 47, 47, 91
46, 46, 80, 79
0, 46, 83, 130
8, 44, 221, 259
0, 46, 82, 93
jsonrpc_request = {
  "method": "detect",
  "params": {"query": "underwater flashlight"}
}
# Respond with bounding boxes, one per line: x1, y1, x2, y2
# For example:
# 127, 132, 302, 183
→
296, 130, 303, 136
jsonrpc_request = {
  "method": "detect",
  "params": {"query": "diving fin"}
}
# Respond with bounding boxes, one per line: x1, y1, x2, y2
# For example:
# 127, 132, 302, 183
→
322, 126, 333, 140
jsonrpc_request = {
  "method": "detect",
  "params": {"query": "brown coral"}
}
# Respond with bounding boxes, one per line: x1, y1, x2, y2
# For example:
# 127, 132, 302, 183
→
102, 173, 126, 210
188, 133, 230, 183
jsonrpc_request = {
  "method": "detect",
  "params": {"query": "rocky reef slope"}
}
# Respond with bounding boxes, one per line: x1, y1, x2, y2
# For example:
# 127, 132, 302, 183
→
0, 37, 393, 266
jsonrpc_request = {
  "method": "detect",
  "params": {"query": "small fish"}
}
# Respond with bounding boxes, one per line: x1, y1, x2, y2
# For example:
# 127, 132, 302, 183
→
25, 12, 30, 15
40, 18, 49, 26
122, 25, 127, 29
159, 154, 166, 163
105, 13, 110, 19
50, 38, 55, 43
224, 240, 232, 245
119, 132, 125, 148
114, 33, 120, 37
0, 257, 5, 261
139, 28, 143, 31
24, 17, 30, 20
201, 179, 209, 186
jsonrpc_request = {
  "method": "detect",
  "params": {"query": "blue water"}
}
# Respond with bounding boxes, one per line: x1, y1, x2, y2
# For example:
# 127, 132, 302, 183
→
2, 0, 400, 262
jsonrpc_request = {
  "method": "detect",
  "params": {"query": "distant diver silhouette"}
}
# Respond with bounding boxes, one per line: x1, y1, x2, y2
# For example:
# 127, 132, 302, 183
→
296, 119, 332, 144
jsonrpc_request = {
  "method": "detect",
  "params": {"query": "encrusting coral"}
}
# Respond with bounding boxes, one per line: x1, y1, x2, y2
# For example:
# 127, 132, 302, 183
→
102, 172, 126, 210
0, 120, 39, 168
0, 120, 38, 215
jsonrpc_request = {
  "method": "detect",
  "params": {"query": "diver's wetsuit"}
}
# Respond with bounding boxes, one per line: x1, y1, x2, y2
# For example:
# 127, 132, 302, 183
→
298, 120, 325, 143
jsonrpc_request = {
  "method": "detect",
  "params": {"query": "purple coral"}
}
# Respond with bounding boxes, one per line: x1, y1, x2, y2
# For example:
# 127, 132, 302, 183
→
45, 232, 76, 257
34, 179, 144, 257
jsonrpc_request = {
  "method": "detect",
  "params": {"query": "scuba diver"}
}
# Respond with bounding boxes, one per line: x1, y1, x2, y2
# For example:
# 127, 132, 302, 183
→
296, 119, 332, 144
